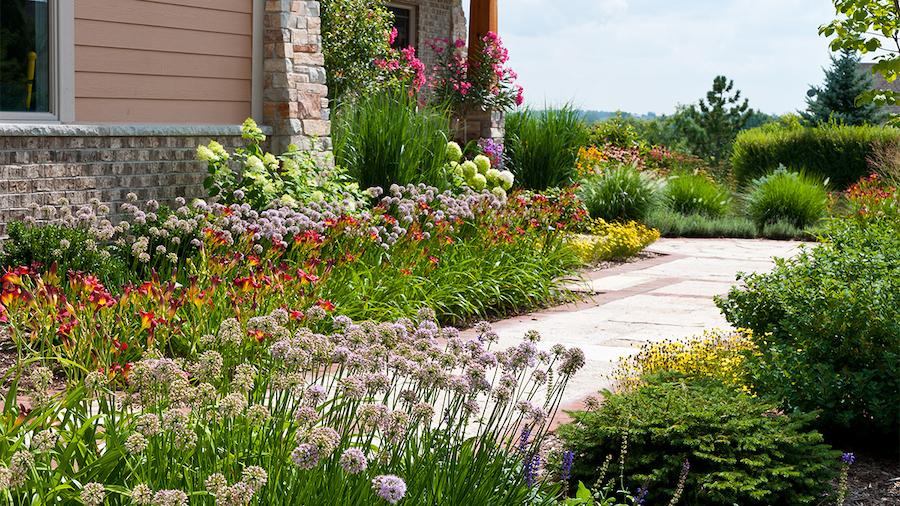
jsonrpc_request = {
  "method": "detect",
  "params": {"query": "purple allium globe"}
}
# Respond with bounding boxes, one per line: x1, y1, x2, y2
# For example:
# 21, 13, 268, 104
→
339, 448, 368, 475
291, 443, 320, 470
372, 475, 407, 504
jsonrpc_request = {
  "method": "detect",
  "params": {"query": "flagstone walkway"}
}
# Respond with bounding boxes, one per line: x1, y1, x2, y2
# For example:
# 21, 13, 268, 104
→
462, 237, 813, 420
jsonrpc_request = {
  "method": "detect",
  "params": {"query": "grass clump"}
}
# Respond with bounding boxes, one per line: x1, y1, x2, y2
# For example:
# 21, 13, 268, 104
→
745, 168, 828, 230
505, 106, 589, 190
333, 89, 451, 190
662, 171, 731, 217
577, 164, 659, 222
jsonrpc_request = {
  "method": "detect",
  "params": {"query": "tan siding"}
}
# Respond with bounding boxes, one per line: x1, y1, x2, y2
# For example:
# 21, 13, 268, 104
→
76, 73, 251, 101
74, 0, 252, 124
76, 0, 251, 35
76, 99, 252, 124
76, 47, 250, 80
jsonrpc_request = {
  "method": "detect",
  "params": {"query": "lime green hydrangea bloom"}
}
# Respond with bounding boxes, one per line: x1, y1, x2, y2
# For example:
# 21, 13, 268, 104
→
474, 155, 491, 175
469, 173, 487, 190
446, 141, 463, 163
462, 161, 478, 179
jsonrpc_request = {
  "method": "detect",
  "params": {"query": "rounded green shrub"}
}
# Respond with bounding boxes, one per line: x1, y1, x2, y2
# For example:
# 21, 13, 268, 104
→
558, 374, 841, 506
745, 168, 827, 229
577, 164, 659, 222
662, 171, 732, 217
717, 217, 900, 439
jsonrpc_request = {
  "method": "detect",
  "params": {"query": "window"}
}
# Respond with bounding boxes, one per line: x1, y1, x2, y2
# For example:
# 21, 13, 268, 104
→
1, 0, 51, 112
387, 4, 415, 49
0, 0, 72, 122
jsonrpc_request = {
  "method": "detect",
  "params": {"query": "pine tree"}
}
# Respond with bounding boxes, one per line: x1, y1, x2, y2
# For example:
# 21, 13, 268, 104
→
681, 76, 753, 167
803, 49, 884, 125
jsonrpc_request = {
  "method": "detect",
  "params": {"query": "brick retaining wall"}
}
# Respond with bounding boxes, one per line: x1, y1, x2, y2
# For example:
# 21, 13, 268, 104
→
0, 124, 265, 234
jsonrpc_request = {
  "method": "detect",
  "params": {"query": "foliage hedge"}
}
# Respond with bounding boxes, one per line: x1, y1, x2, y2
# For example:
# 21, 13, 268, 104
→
731, 125, 900, 188
717, 216, 900, 439
559, 374, 840, 506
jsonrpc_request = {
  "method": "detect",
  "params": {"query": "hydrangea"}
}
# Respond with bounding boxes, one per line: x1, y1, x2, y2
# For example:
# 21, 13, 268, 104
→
474, 155, 492, 174
446, 141, 463, 163
372, 475, 407, 504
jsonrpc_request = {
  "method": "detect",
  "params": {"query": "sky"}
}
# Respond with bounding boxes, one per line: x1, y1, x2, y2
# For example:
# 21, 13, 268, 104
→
466, 0, 841, 115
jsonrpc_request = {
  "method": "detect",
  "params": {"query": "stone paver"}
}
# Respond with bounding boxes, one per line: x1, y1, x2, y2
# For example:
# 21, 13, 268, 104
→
462, 238, 813, 419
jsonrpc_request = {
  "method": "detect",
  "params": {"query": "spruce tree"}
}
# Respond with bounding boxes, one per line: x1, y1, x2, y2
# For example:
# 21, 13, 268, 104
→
803, 49, 884, 125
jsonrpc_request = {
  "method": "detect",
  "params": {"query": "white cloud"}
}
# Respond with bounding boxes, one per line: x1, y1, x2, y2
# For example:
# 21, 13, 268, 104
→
485, 0, 838, 114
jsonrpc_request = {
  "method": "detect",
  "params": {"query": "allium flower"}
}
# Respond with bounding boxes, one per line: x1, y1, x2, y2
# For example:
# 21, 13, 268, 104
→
291, 444, 319, 470
10, 450, 34, 474
247, 404, 270, 423
125, 432, 149, 455
242, 465, 268, 493
372, 475, 407, 504
80, 482, 105, 506
31, 429, 58, 453
135, 413, 161, 437
204, 473, 228, 496
131, 483, 153, 505
218, 392, 248, 417
340, 448, 368, 475
559, 348, 586, 375
152, 489, 188, 506
307, 426, 340, 454
0, 466, 10, 490
293, 406, 319, 425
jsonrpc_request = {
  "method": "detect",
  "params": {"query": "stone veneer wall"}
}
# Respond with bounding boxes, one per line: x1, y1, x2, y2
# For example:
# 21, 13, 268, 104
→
0, 125, 263, 235
263, 0, 332, 156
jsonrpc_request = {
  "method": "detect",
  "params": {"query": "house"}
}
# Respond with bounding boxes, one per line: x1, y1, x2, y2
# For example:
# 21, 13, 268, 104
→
0, 0, 499, 231
860, 62, 900, 116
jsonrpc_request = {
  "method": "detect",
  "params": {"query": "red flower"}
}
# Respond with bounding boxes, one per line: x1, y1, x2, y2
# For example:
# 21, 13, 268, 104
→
317, 299, 335, 311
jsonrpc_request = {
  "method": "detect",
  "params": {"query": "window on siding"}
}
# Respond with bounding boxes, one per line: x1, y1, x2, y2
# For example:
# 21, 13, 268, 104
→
0, 0, 51, 113
387, 4, 415, 49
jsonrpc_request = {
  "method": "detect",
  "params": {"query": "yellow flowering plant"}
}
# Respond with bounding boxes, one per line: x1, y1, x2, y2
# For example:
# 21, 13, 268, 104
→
613, 328, 759, 392
575, 145, 607, 178
567, 218, 660, 264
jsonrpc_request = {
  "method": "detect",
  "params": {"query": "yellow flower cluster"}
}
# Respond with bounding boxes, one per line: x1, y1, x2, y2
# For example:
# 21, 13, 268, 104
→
575, 145, 607, 177
613, 328, 759, 393
568, 219, 660, 264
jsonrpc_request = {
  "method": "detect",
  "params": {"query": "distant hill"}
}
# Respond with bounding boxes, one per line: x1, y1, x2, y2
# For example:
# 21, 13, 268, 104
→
579, 110, 660, 124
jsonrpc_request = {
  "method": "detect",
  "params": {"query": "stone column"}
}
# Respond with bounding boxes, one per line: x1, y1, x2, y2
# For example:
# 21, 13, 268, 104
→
263, 0, 331, 158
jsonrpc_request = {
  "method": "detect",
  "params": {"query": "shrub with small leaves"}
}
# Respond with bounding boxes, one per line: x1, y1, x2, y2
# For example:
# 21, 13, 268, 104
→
558, 374, 841, 506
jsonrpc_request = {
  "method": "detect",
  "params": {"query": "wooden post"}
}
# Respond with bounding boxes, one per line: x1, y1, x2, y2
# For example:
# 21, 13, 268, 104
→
468, 0, 498, 64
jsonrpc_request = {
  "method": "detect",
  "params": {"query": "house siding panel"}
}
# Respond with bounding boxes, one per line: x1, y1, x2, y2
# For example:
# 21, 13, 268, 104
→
74, 0, 253, 124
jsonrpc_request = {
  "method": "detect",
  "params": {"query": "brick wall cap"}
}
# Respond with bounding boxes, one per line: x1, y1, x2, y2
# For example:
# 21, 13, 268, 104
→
0, 123, 273, 137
